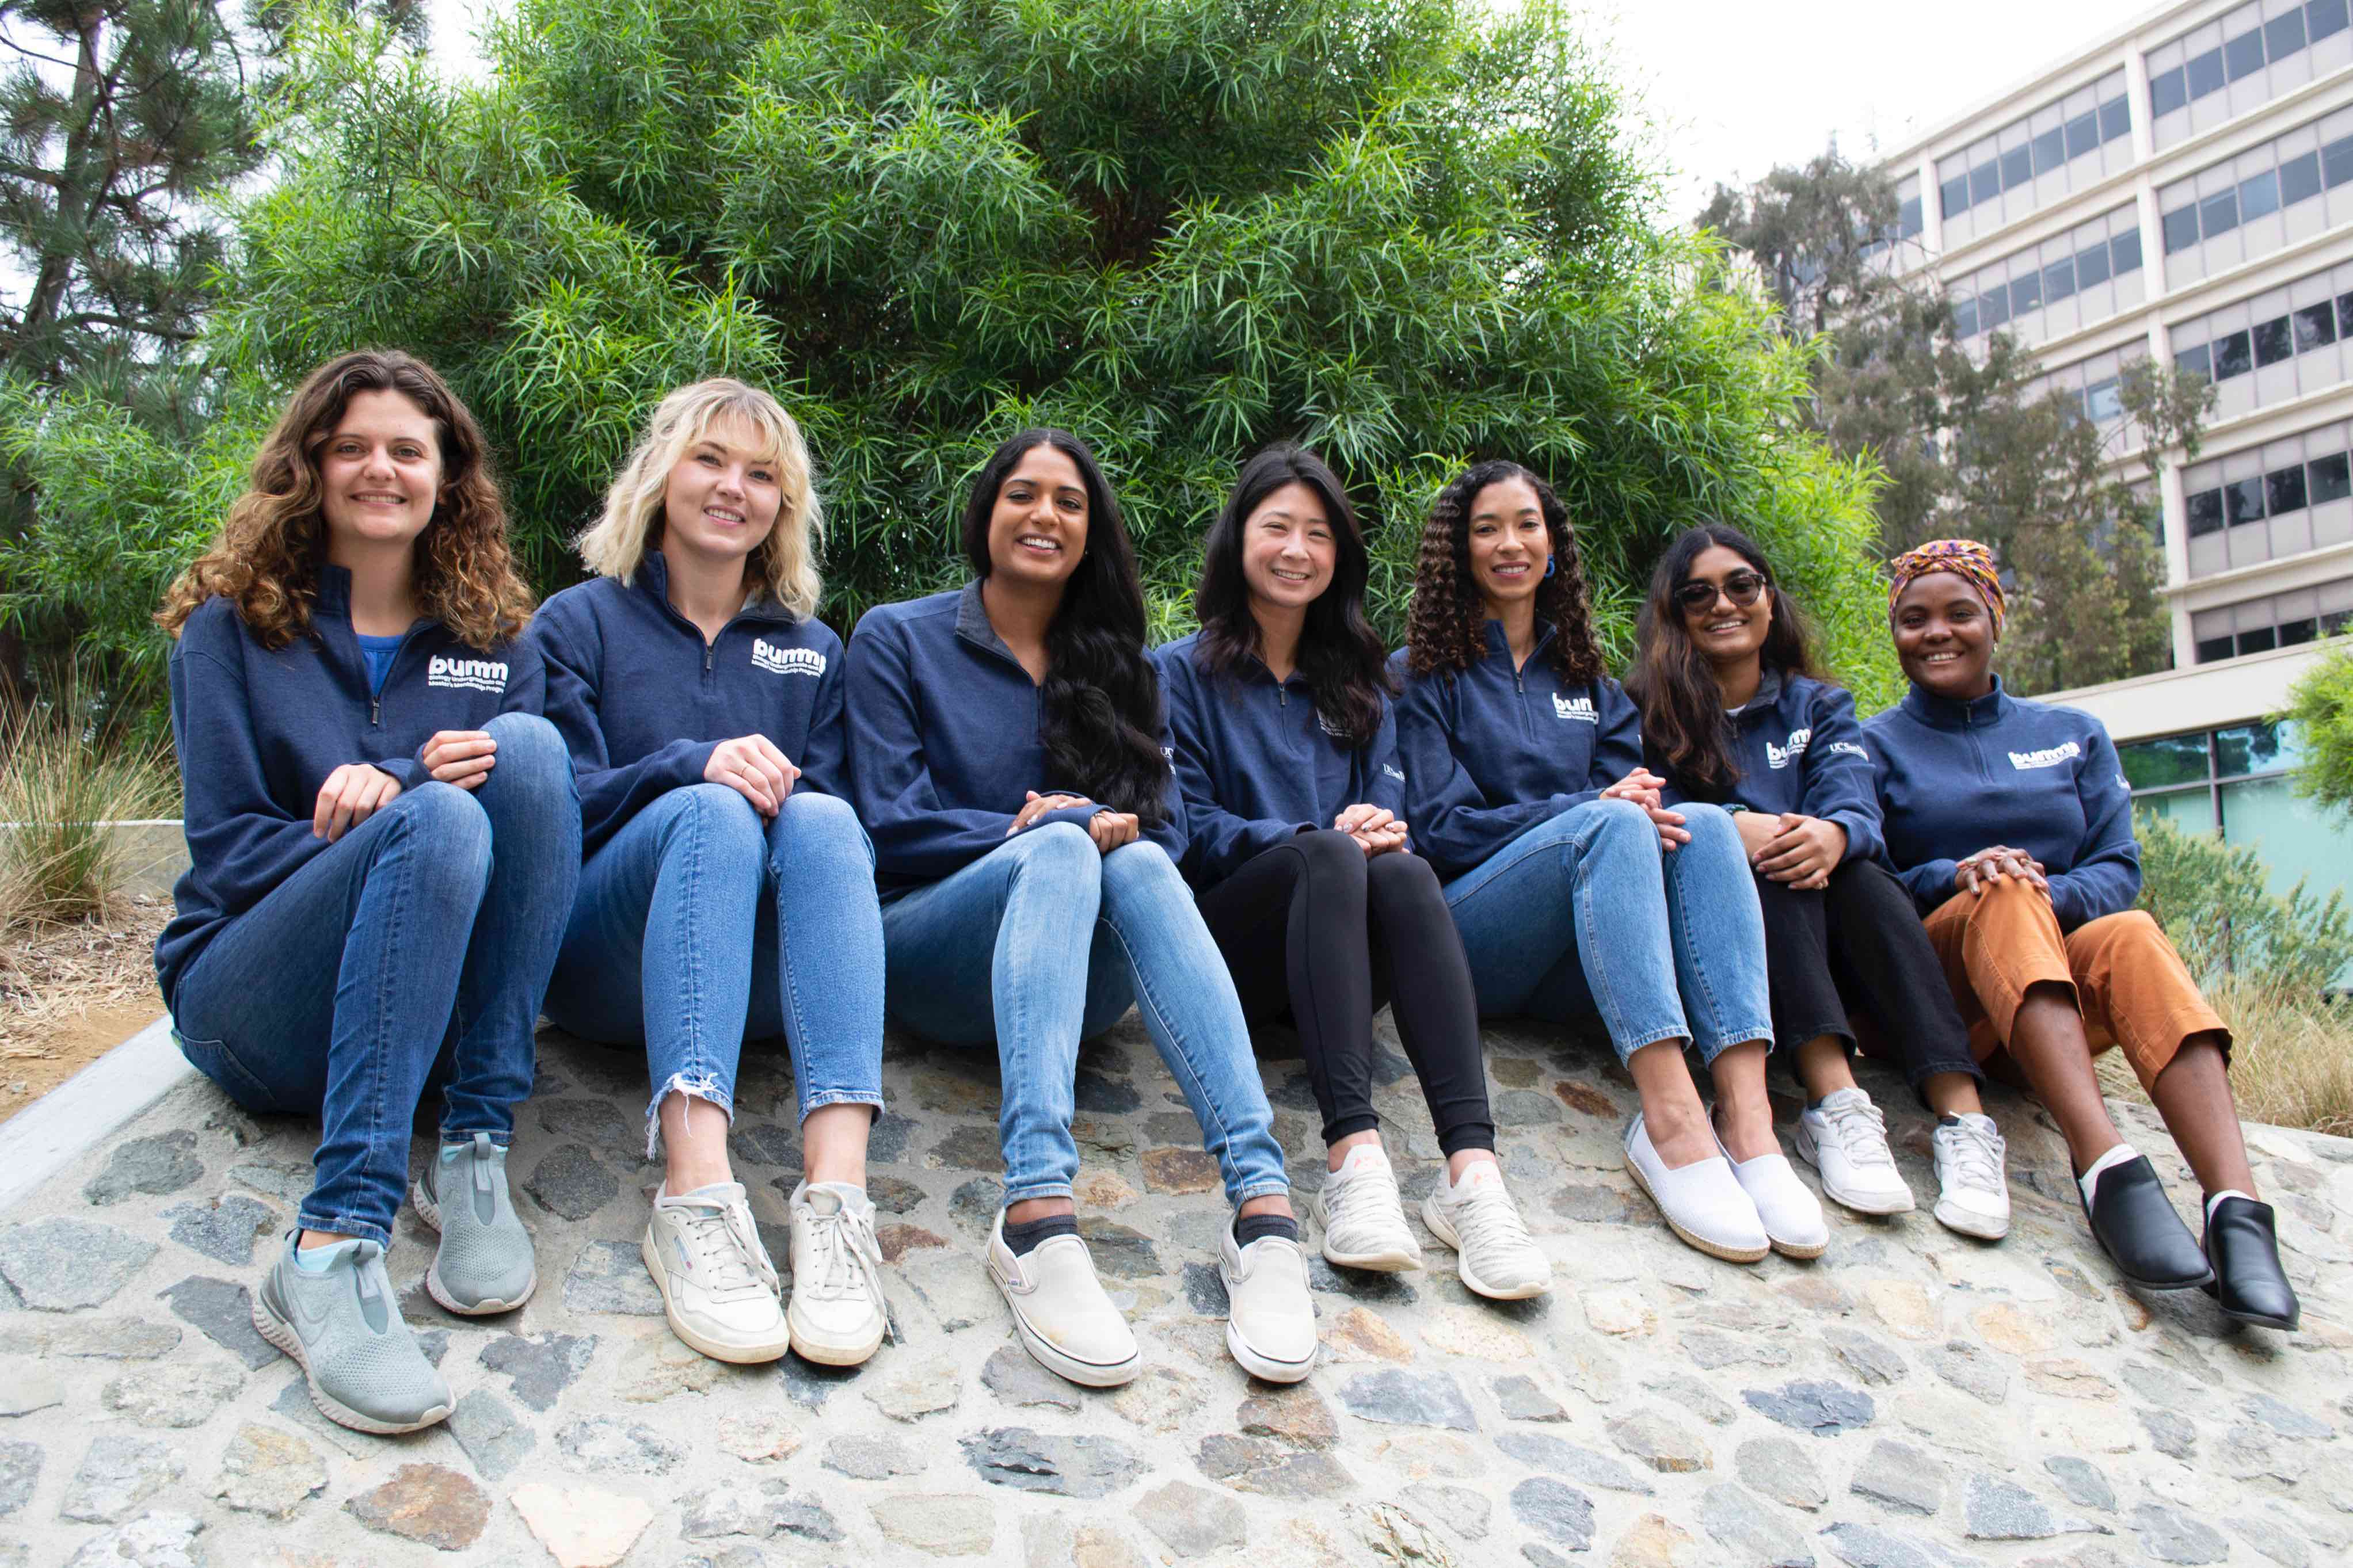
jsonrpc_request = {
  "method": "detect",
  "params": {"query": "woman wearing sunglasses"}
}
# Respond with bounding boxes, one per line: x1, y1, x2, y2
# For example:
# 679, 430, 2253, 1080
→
1627, 525, 2009, 1239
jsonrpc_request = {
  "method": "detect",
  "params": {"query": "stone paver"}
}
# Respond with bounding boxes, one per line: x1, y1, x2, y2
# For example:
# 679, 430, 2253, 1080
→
0, 1014, 2344, 1563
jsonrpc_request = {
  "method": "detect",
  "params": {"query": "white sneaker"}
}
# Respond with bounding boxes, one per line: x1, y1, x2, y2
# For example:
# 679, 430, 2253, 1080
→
1794, 1089, 1917, 1216
1623, 1113, 1769, 1264
786, 1181, 889, 1367
1932, 1114, 2012, 1241
987, 1212, 1139, 1387
1315, 1143, 1423, 1271
1422, 1159, 1551, 1300
1713, 1121, 1829, 1259
1219, 1217, 1318, 1383
641, 1182, 790, 1363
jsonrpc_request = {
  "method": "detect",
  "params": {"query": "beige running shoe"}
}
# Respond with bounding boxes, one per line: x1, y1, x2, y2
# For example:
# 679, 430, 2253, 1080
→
1314, 1142, 1425, 1272
1422, 1159, 1552, 1300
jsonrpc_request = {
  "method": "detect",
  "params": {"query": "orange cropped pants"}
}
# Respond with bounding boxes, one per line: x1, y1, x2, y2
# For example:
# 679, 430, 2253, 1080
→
1920, 877, 2228, 1094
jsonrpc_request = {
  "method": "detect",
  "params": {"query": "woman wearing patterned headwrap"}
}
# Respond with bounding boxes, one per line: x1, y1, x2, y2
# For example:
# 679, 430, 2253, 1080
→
1864, 540, 2298, 1331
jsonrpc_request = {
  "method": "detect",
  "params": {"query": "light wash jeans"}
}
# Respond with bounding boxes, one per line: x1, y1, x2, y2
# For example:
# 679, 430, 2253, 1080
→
1443, 798, 1773, 1065
545, 785, 886, 1151
172, 712, 581, 1246
881, 822, 1289, 1208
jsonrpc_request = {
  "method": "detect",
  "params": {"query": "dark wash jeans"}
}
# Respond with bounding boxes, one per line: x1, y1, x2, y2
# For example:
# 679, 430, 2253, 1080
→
171, 712, 580, 1245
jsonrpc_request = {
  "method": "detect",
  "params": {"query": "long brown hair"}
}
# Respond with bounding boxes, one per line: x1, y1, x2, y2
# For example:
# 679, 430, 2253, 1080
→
1627, 522, 1823, 794
1403, 459, 1602, 683
1191, 444, 1391, 749
157, 350, 531, 650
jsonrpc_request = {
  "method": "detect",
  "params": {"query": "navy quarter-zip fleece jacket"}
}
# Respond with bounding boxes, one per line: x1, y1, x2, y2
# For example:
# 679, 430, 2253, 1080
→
1863, 676, 2139, 930
157, 571, 545, 1009
847, 582, 1185, 898
1388, 620, 1643, 880
1656, 670, 1884, 866
526, 551, 847, 854
1156, 631, 1407, 891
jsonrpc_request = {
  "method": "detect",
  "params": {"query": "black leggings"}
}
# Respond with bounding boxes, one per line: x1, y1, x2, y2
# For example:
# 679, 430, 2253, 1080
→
1750, 854, 1981, 1094
1196, 830, 1495, 1155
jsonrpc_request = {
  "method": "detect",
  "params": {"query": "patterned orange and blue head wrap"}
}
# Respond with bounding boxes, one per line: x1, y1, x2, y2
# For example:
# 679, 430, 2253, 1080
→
1887, 539, 2004, 636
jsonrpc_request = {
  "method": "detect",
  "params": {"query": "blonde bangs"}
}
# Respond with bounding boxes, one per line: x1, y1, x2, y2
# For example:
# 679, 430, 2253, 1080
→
576, 379, 824, 619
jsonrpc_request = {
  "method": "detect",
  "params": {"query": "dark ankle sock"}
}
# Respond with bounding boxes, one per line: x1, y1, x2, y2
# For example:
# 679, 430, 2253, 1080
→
1233, 1211, 1300, 1247
1939, 1113, 1962, 1127
1001, 1214, 1080, 1257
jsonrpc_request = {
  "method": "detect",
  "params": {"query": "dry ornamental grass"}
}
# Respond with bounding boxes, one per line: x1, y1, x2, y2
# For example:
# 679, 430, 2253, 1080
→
2097, 972, 2353, 1139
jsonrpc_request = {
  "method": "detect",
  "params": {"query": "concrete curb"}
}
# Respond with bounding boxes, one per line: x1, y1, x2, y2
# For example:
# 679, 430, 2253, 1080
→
0, 1011, 192, 1215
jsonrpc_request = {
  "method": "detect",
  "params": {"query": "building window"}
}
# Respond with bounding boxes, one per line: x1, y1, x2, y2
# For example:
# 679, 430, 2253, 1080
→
2148, 1, 2353, 151
2156, 106, 2353, 278
1933, 70, 2132, 241
2181, 419, 2353, 576
2189, 583, 2353, 659
2168, 256, 2353, 419
1953, 205, 2144, 348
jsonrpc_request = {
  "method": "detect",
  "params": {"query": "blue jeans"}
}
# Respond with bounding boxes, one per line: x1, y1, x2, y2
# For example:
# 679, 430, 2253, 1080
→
172, 713, 581, 1246
1443, 798, 1772, 1066
882, 823, 1289, 1208
544, 785, 886, 1151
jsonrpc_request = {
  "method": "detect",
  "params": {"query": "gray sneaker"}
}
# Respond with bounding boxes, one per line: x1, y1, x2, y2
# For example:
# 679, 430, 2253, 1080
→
413, 1132, 536, 1314
252, 1234, 453, 1434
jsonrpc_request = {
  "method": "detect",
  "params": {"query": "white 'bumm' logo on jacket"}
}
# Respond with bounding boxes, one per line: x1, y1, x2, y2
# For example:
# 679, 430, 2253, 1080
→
1766, 727, 1813, 769
428, 656, 508, 693
2008, 741, 2080, 771
1552, 693, 1596, 723
752, 640, 827, 678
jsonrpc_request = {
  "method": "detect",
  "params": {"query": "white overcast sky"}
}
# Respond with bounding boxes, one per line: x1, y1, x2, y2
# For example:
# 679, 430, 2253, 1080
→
427, 0, 2162, 222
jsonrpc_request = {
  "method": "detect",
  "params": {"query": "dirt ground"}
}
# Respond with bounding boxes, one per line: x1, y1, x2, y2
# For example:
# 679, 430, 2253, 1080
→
0, 897, 169, 1128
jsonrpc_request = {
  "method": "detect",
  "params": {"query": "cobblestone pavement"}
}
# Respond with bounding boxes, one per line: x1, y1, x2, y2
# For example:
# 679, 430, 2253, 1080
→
1, 1011, 2349, 1567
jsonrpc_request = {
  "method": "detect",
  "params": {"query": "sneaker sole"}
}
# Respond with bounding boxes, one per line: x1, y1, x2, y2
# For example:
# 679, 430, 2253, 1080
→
249, 1287, 451, 1436
1223, 1314, 1315, 1383
640, 1230, 790, 1364
1318, 1238, 1423, 1272
411, 1179, 538, 1317
1418, 1195, 1549, 1300
1765, 1230, 1829, 1261
1792, 1124, 1916, 1217
1932, 1198, 2011, 1241
987, 1261, 1139, 1388
1623, 1150, 1769, 1265
788, 1301, 885, 1368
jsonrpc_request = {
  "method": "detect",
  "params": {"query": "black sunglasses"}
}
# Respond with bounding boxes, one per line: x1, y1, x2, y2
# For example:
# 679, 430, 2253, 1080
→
1674, 571, 1768, 614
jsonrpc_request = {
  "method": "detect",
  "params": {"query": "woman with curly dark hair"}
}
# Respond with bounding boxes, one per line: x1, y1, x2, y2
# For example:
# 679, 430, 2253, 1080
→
847, 429, 1314, 1388
1628, 524, 2007, 1240
154, 350, 580, 1435
1162, 445, 1549, 1300
1393, 460, 1820, 1265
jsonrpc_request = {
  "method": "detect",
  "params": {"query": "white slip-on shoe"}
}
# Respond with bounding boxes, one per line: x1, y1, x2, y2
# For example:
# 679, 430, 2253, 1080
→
1422, 1159, 1551, 1300
986, 1211, 1139, 1388
1713, 1121, 1830, 1260
786, 1181, 889, 1367
1219, 1217, 1318, 1383
1315, 1143, 1424, 1272
641, 1181, 791, 1364
1932, 1113, 2012, 1241
1622, 1113, 1769, 1264
1794, 1088, 1917, 1216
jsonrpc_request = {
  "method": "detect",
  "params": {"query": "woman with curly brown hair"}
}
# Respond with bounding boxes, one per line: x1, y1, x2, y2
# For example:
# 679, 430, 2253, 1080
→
1392, 460, 1821, 1264
155, 350, 581, 1435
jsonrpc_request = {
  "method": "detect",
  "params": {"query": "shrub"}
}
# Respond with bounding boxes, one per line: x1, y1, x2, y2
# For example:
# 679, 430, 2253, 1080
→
0, 669, 181, 933
2134, 809, 2353, 997
2283, 640, 2353, 819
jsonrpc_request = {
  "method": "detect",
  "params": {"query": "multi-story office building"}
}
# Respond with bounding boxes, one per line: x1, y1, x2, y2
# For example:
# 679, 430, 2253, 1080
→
1877, 0, 2353, 905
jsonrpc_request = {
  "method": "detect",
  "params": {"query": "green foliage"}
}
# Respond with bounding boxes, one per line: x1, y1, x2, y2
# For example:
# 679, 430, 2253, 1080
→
1701, 150, 2206, 697
2283, 641, 2353, 818
13, 0, 1895, 718
2135, 810, 2353, 996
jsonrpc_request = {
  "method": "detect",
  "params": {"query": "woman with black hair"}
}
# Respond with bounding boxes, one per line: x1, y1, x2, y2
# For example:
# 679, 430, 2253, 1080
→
1161, 445, 1550, 1300
847, 429, 1315, 1388
1627, 524, 2010, 1239
1393, 461, 1823, 1264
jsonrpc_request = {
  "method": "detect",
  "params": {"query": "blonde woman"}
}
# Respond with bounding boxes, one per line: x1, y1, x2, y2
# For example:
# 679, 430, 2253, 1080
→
157, 350, 578, 1434
528, 380, 890, 1367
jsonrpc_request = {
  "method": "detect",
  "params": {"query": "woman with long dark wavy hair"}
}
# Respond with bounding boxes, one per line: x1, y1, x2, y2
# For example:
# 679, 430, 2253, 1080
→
1391, 460, 1823, 1265
1627, 524, 2009, 1239
847, 429, 1315, 1388
155, 350, 580, 1435
1161, 445, 1549, 1300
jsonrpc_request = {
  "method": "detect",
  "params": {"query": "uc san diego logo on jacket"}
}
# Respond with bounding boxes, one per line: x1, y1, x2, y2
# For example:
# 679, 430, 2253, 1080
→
752, 640, 826, 678
2008, 741, 2080, 770
1552, 693, 1597, 723
427, 656, 508, 693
